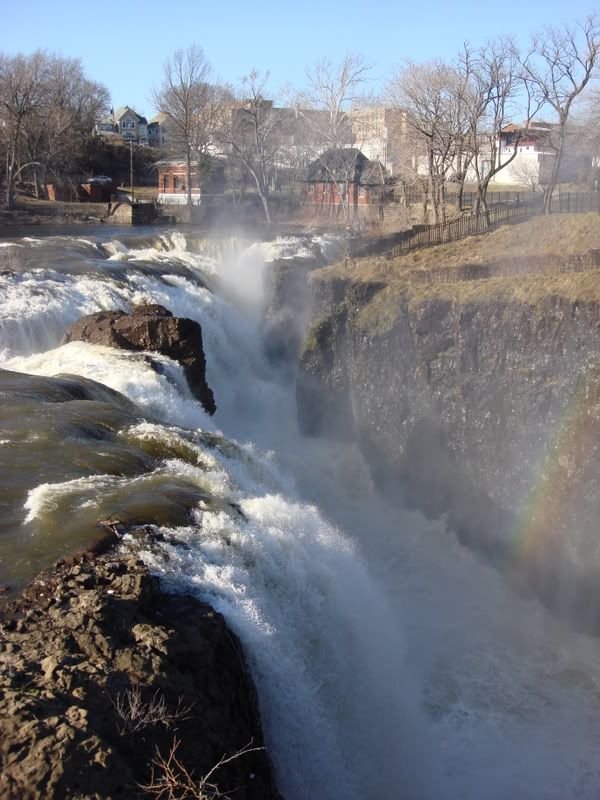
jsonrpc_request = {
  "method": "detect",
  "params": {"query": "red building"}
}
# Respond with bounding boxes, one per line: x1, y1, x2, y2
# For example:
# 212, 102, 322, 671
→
301, 148, 388, 214
157, 159, 201, 206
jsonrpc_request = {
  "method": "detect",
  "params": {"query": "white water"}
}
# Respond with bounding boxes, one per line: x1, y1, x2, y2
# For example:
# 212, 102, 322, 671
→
3, 231, 600, 798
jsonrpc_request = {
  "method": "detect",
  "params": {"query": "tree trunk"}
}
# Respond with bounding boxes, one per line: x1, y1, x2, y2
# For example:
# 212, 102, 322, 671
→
5, 158, 41, 210
258, 186, 271, 224
186, 149, 193, 208
543, 126, 565, 214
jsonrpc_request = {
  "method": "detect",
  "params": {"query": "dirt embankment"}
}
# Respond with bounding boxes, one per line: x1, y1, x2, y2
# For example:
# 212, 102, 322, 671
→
0, 545, 280, 800
0, 198, 109, 228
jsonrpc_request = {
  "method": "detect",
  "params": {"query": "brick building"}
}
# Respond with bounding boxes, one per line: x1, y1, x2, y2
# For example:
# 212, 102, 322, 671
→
301, 148, 388, 214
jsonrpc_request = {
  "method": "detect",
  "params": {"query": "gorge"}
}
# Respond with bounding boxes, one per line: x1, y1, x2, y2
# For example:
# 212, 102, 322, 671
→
2, 221, 600, 798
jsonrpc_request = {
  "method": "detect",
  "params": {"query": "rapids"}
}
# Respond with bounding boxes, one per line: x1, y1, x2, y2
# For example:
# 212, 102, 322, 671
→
2, 227, 600, 798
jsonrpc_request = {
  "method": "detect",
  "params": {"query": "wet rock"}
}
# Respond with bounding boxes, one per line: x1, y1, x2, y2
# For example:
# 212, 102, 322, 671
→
0, 552, 280, 800
63, 304, 216, 414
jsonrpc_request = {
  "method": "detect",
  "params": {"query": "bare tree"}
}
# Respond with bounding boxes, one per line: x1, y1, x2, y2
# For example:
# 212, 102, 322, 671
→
0, 51, 45, 208
578, 84, 600, 180
461, 37, 541, 216
505, 153, 546, 191
24, 54, 109, 196
0, 51, 109, 206
296, 52, 373, 221
216, 70, 290, 224
521, 14, 600, 212
387, 59, 464, 224
153, 45, 216, 208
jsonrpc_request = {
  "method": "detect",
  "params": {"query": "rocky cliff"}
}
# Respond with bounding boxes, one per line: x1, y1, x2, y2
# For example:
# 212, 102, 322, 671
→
297, 216, 600, 632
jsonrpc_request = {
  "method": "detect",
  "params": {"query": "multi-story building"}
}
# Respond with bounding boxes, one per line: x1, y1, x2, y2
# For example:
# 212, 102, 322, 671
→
94, 107, 148, 145
350, 106, 412, 175
147, 112, 176, 148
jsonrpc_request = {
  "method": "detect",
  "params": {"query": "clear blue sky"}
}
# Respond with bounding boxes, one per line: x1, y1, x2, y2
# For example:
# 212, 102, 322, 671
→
1, 0, 596, 118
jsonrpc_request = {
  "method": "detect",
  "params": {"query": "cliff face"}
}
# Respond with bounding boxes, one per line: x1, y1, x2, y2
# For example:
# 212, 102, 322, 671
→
298, 267, 600, 631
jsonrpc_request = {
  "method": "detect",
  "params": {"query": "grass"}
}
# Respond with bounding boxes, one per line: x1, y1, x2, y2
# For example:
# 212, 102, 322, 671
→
315, 213, 600, 287
306, 213, 600, 338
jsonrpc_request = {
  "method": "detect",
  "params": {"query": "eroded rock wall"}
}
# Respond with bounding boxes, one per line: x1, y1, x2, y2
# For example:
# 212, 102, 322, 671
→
298, 273, 600, 630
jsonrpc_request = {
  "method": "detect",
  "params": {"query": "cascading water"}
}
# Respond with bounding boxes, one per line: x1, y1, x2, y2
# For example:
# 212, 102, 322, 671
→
2, 228, 600, 798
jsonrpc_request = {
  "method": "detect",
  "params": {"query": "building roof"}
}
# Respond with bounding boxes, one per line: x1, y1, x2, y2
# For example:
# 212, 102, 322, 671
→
156, 153, 225, 167
302, 148, 387, 185
149, 112, 171, 125
114, 106, 148, 126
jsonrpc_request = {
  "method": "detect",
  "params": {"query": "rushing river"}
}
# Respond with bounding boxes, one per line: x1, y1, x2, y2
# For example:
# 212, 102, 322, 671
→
2, 226, 600, 799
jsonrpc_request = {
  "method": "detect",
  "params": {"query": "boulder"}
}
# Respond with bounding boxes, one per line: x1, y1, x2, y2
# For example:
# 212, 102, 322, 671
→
0, 551, 280, 800
64, 304, 216, 414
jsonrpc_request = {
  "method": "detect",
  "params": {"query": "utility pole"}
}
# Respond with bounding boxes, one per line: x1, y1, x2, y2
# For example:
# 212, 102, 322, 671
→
129, 139, 135, 203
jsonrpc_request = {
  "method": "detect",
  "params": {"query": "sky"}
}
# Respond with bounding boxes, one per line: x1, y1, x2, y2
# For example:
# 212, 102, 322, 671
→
1, 0, 597, 118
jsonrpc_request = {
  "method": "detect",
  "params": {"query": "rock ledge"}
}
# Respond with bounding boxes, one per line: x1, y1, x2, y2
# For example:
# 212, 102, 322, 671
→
0, 548, 279, 800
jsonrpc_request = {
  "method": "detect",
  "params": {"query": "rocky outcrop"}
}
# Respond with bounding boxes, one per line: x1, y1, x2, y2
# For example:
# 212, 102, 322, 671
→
64, 304, 216, 414
0, 550, 280, 800
298, 268, 600, 633
263, 256, 322, 366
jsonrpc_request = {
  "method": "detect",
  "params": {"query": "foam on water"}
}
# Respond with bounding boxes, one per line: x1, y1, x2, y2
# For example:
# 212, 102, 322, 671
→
4, 230, 600, 798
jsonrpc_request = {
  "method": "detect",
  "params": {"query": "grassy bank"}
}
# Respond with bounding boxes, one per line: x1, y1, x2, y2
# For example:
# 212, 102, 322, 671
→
308, 214, 600, 336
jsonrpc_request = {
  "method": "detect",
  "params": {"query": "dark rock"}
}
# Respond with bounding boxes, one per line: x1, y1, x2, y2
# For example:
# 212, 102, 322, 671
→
298, 271, 600, 634
63, 305, 216, 414
0, 552, 281, 800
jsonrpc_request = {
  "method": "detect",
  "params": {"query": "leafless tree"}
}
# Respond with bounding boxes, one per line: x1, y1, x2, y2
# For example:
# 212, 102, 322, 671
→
578, 85, 600, 178
0, 51, 45, 208
462, 37, 541, 216
504, 154, 546, 191
387, 59, 464, 224
24, 54, 109, 197
521, 14, 600, 211
0, 51, 109, 207
296, 52, 373, 221
153, 45, 217, 208
216, 70, 291, 223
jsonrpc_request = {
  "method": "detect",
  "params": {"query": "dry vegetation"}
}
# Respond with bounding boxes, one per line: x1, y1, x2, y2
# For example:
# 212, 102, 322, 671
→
316, 214, 600, 285
140, 740, 262, 800
308, 214, 600, 337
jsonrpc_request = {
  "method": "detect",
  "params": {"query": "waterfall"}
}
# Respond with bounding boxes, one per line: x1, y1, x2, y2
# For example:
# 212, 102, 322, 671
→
2, 229, 600, 798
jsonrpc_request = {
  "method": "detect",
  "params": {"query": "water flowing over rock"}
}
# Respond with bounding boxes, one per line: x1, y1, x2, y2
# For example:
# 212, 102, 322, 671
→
0, 551, 280, 800
63, 304, 216, 415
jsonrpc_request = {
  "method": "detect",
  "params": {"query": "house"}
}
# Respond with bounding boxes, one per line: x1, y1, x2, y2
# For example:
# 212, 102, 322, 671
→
492, 121, 556, 186
148, 112, 176, 148
94, 114, 119, 141
114, 106, 148, 145
156, 155, 225, 205
301, 148, 388, 212
94, 107, 149, 145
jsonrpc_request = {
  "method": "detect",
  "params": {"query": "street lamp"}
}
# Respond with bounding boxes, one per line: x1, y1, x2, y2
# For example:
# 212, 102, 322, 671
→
129, 139, 135, 203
